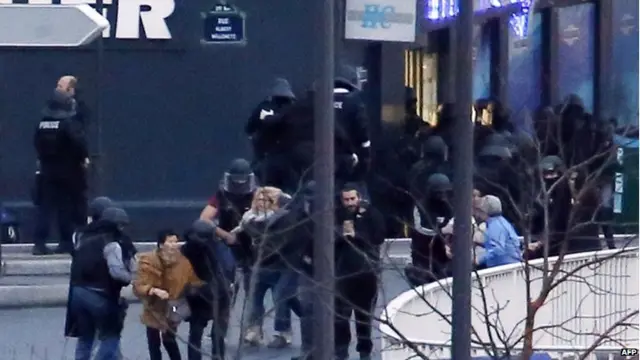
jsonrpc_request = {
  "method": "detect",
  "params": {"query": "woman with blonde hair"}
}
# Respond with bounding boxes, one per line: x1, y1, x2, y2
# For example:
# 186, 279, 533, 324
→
234, 186, 303, 348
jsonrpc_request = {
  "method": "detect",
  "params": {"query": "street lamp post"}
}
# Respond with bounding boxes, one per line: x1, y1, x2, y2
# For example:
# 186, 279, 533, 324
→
451, 0, 475, 359
313, 0, 336, 359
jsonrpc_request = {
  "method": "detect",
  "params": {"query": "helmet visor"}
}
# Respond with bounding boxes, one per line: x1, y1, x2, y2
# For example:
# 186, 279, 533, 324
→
222, 172, 256, 194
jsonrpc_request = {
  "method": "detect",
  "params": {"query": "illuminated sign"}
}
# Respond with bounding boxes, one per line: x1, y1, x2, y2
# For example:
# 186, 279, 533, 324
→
424, 0, 532, 38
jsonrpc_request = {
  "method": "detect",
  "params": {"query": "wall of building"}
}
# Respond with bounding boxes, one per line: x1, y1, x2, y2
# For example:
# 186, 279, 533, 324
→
0, 0, 368, 240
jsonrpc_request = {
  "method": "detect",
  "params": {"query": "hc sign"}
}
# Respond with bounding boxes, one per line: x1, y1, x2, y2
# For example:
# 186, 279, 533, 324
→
345, 0, 416, 42
361, 4, 395, 29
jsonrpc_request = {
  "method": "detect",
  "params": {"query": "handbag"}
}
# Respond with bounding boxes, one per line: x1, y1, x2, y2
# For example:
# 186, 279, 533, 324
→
166, 297, 191, 325
157, 251, 192, 325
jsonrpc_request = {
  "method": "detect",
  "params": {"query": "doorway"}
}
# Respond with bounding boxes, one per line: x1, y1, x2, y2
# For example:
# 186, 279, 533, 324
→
405, 49, 439, 126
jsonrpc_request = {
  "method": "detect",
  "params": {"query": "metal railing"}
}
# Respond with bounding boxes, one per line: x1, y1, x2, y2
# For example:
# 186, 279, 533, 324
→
379, 247, 639, 360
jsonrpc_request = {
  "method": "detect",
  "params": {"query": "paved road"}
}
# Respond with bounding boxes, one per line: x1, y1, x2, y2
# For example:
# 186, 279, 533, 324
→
0, 269, 409, 360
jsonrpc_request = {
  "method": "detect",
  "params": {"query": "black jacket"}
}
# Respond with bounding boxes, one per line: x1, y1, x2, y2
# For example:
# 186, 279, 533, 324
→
34, 92, 88, 184
245, 98, 294, 157
181, 234, 233, 321
411, 197, 452, 270
335, 204, 385, 277
271, 93, 356, 179
334, 89, 371, 180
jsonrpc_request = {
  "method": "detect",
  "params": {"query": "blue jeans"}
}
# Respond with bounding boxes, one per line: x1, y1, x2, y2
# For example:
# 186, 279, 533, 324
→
70, 286, 122, 360
248, 267, 299, 332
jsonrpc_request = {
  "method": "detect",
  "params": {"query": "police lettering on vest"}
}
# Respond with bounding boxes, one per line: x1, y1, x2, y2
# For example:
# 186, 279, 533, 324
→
0, 0, 176, 40
38, 121, 60, 130
334, 101, 343, 109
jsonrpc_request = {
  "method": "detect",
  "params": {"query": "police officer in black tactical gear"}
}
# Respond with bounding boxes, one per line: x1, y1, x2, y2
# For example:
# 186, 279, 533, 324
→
33, 89, 89, 255
406, 173, 453, 287
334, 64, 372, 199
182, 219, 236, 360
408, 135, 450, 202
66, 207, 135, 360
200, 158, 256, 291
245, 78, 297, 186
528, 155, 572, 258
474, 144, 521, 231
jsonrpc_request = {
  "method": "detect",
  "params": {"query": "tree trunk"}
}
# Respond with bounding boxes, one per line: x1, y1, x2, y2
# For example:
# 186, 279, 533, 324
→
522, 304, 538, 360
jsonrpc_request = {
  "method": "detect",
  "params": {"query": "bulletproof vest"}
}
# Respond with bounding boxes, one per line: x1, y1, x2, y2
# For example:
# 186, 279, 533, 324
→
69, 231, 122, 299
35, 118, 66, 161
333, 90, 361, 154
216, 190, 253, 231
419, 197, 450, 230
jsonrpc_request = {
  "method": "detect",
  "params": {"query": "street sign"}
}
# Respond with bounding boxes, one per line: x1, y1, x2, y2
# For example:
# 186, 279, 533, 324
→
202, 3, 246, 45
0, 4, 109, 47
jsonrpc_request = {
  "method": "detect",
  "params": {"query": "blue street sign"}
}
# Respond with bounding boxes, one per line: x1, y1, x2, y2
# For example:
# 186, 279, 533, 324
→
202, 3, 246, 45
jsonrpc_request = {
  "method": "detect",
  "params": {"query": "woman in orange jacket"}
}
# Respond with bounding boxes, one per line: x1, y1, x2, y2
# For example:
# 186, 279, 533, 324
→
133, 230, 203, 360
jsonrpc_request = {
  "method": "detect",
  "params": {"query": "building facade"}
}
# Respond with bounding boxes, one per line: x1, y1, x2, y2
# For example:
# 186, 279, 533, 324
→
0, 0, 637, 240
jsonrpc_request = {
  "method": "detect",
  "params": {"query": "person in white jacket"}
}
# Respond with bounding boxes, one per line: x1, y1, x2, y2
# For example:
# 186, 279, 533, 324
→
440, 217, 486, 263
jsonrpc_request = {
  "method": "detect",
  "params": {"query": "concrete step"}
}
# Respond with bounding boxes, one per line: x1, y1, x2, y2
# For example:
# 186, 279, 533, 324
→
0, 282, 138, 309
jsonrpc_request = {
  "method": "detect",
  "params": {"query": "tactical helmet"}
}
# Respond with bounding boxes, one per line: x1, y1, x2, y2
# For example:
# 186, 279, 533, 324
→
485, 133, 511, 147
426, 173, 452, 193
422, 136, 447, 158
539, 155, 564, 173
88, 196, 113, 221
222, 158, 256, 194
478, 145, 512, 160
334, 63, 361, 91
191, 219, 216, 237
101, 207, 129, 226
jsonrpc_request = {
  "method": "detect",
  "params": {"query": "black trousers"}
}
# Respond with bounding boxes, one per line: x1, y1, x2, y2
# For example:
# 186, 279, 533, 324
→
187, 296, 231, 360
33, 175, 86, 248
335, 271, 378, 358
146, 326, 181, 360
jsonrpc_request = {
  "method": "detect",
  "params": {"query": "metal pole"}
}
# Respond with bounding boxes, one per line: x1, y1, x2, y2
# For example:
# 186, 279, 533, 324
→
95, 0, 105, 194
451, 0, 474, 358
313, 0, 335, 358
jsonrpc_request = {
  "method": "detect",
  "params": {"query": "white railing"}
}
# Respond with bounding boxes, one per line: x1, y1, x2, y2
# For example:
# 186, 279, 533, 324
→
380, 247, 639, 360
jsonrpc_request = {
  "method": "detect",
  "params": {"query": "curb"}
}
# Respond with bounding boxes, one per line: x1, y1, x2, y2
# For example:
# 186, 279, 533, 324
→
0, 256, 411, 309
0, 240, 412, 277
0, 284, 138, 309
0, 239, 413, 255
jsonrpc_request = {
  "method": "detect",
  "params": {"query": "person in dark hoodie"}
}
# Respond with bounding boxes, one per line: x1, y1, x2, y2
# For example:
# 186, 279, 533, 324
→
334, 183, 385, 360
181, 219, 236, 360
334, 64, 372, 199
245, 78, 297, 187
66, 207, 135, 360
32, 88, 89, 255
406, 173, 453, 286
237, 187, 303, 348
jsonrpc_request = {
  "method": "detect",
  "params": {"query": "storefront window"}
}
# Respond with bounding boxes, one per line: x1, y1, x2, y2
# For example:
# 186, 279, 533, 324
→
424, 0, 534, 38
